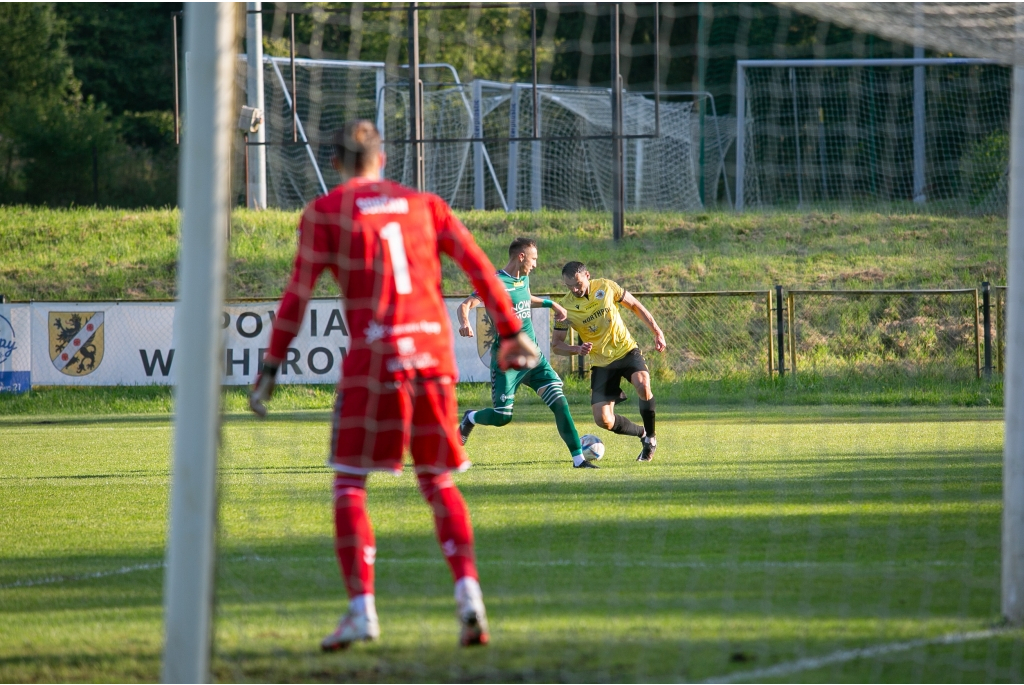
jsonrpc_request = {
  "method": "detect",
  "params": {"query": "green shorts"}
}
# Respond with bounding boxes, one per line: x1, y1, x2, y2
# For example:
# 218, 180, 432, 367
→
490, 354, 563, 416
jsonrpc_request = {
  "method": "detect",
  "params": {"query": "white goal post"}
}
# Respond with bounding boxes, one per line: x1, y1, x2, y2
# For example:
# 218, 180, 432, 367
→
162, 3, 237, 682
1004, 61, 1024, 626
735, 57, 1006, 212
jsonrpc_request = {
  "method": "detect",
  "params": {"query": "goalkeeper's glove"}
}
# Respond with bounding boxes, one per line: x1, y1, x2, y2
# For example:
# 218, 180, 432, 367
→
249, 363, 279, 418
497, 331, 540, 371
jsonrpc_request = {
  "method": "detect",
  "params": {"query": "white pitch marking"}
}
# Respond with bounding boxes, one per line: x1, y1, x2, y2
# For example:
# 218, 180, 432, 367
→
373, 557, 966, 570
0, 555, 277, 590
0, 561, 165, 590
0, 555, 973, 590
701, 628, 1007, 684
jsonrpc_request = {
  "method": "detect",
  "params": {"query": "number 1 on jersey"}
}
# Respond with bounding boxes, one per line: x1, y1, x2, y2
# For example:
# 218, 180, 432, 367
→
380, 222, 412, 294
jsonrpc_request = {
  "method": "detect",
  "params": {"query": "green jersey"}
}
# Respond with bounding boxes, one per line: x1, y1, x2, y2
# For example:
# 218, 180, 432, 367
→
474, 269, 536, 355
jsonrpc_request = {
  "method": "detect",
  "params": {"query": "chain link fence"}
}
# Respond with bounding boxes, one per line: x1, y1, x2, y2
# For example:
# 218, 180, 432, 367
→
6, 288, 1000, 390
785, 289, 982, 380
543, 291, 774, 382
542, 287, 998, 383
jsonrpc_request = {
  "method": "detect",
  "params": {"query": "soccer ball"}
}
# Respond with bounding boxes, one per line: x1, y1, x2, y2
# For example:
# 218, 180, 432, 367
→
580, 434, 605, 461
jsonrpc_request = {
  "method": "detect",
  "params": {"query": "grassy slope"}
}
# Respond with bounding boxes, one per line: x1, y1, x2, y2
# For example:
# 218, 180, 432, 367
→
1, 408, 1018, 682
0, 207, 1007, 301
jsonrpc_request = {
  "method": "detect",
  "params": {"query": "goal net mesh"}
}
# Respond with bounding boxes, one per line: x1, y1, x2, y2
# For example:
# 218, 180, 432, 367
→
255, 58, 383, 209
205, 4, 1018, 683
741, 62, 1011, 212
254, 61, 734, 212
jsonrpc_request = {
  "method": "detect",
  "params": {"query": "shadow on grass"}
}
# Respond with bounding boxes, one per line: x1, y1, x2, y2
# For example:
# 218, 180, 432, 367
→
1, 495, 1007, 682
1, 428, 1008, 682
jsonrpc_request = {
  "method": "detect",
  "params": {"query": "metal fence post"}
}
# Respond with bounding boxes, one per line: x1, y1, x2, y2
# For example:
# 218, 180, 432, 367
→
983, 282, 993, 379
787, 290, 796, 376
998, 288, 1004, 374
775, 284, 785, 376
408, 2, 424, 191
766, 290, 774, 375
974, 287, 982, 379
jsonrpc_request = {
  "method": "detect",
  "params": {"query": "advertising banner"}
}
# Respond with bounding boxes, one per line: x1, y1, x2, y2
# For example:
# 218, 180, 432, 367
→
15, 299, 549, 388
0, 304, 31, 393
30, 302, 177, 387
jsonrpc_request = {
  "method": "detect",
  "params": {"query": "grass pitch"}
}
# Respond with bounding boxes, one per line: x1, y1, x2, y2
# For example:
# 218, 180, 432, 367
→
1, 403, 1020, 682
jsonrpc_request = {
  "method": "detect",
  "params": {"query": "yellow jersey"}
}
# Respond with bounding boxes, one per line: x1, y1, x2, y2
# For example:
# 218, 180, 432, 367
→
555, 278, 638, 367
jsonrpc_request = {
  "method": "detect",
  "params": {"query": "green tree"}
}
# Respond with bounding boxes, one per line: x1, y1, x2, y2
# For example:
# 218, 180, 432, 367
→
56, 3, 182, 116
0, 3, 78, 198
0, 3, 175, 207
11, 95, 117, 206
0, 4, 75, 119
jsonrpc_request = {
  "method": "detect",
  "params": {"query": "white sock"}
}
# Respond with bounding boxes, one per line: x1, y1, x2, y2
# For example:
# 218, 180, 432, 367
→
454, 576, 483, 608
572, 453, 586, 467
350, 593, 377, 618
467, 410, 477, 425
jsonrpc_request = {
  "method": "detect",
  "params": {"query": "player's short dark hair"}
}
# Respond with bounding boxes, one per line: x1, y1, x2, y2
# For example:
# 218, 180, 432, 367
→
508, 236, 537, 257
332, 120, 382, 175
561, 261, 586, 278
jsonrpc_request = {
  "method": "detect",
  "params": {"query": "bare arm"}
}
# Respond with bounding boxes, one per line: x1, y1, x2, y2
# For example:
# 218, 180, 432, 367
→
530, 295, 567, 322
552, 326, 593, 356
620, 292, 667, 352
457, 295, 482, 337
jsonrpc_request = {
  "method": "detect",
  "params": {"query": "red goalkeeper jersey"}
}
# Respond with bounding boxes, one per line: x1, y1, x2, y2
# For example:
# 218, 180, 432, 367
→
265, 177, 520, 384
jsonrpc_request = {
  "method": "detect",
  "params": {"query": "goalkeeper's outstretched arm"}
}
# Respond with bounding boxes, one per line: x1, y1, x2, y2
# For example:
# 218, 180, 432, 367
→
621, 292, 667, 352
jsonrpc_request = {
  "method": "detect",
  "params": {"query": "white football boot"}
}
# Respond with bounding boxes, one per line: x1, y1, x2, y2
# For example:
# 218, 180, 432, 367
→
321, 596, 380, 651
455, 577, 490, 646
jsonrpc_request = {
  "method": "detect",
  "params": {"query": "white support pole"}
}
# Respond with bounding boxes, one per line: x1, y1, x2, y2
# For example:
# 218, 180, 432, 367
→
472, 79, 485, 210
246, 2, 267, 209
375, 68, 386, 138
161, 3, 235, 682
735, 63, 745, 212
913, 45, 926, 203
507, 84, 519, 212
531, 88, 542, 211
1004, 61, 1024, 627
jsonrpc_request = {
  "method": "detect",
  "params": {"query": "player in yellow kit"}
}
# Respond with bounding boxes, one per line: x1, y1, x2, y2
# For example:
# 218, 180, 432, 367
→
552, 261, 666, 462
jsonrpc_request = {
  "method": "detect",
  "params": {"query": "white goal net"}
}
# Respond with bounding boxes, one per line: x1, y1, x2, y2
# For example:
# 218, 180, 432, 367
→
250, 57, 734, 212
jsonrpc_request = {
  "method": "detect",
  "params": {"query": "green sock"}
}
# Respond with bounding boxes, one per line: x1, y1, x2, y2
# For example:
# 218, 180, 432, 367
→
549, 396, 583, 459
472, 407, 512, 427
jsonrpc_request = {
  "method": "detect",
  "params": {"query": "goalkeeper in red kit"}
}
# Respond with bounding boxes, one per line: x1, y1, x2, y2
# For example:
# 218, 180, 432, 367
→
249, 120, 538, 651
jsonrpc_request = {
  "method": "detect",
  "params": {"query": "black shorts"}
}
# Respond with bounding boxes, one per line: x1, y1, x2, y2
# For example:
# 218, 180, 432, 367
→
590, 347, 648, 404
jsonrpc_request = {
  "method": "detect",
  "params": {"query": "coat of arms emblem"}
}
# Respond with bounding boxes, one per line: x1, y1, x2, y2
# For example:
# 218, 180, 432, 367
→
49, 311, 104, 376
475, 308, 496, 367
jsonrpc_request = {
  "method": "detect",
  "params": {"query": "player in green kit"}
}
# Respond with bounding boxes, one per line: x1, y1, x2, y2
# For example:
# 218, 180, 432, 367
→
456, 238, 594, 469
